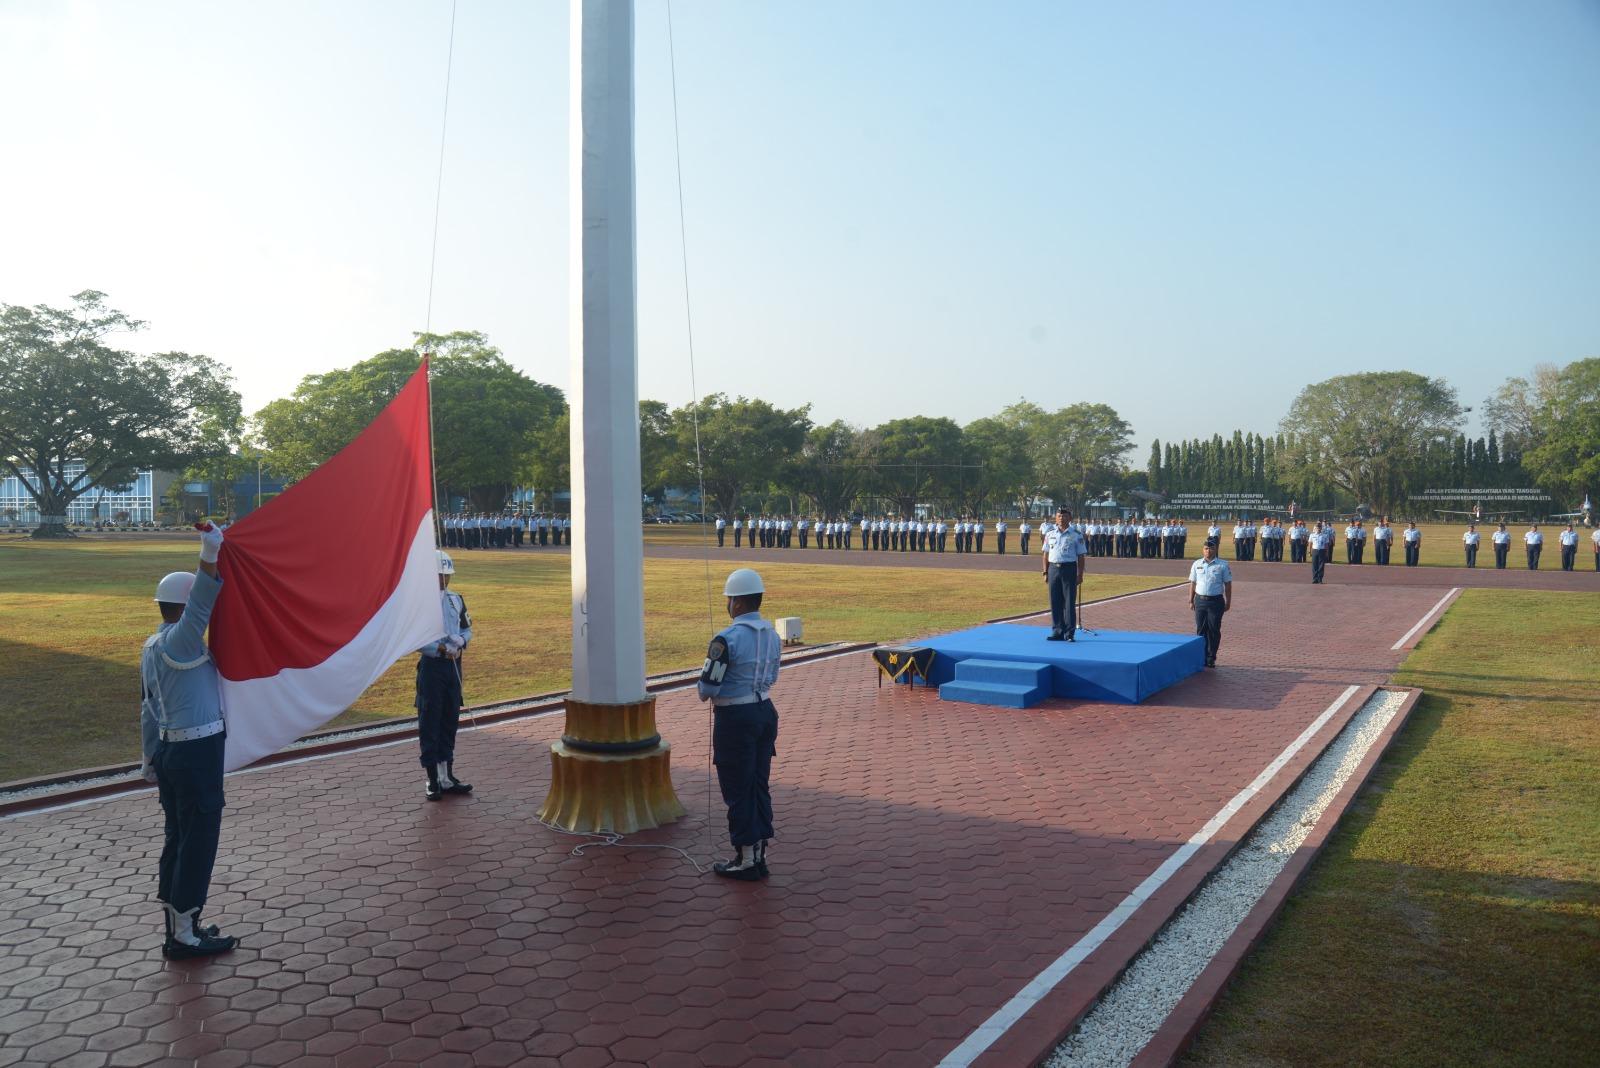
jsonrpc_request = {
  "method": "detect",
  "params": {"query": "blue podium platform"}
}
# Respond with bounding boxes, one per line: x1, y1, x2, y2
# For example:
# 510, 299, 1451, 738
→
912, 624, 1204, 705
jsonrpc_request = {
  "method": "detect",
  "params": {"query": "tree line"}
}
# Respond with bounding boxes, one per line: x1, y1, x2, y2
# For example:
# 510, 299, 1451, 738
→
3, 292, 1596, 534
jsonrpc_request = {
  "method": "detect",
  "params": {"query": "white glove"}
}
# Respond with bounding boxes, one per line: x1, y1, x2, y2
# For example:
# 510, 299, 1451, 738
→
199, 523, 225, 563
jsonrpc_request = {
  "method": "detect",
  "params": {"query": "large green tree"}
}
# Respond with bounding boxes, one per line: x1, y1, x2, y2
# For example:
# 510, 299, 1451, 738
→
254, 331, 563, 511
674, 394, 811, 515
0, 291, 238, 536
1031, 402, 1135, 509
1515, 357, 1600, 505
1276, 372, 1463, 514
962, 415, 1034, 515
867, 416, 965, 516
792, 420, 867, 517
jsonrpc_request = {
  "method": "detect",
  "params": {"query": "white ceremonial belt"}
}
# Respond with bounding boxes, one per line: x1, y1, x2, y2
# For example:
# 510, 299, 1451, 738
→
713, 694, 762, 707
160, 720, 225, 743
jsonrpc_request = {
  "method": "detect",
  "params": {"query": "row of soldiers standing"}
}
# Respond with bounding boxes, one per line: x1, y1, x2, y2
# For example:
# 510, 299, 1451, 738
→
440, 513, 570, 550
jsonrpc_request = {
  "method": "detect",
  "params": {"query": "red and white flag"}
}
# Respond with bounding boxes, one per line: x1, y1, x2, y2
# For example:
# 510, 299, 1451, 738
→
211, 360, 443, 771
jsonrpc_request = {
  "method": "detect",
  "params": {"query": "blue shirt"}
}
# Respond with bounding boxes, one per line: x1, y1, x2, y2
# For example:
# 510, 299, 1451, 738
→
140, 569, 225, 762
1189, 557, 1233, 596
1043, 525, 1087, 563
698, 612, 781, 702
418, 589, 472, 657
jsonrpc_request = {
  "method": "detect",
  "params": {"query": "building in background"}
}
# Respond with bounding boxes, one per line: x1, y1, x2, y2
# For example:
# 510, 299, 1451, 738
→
0, 464, 176, 525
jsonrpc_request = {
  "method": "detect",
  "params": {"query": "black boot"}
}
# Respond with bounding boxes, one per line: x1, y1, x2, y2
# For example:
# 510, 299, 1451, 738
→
713, 848, 762, 882
442, 761, 472, 795
161, 901, 219, 939
425, 765, 443, 802
161, 905, 237, 959
754, 840, 770, 879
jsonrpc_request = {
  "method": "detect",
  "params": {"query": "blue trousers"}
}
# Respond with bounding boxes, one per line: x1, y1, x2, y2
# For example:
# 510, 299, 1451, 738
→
1047, 562, 1079, 636
1193, 595, 1225, 665
416, 656, 464, 767
154, 731, 226, 914
712, 699, 778, 848
1311, 549, 1327, 584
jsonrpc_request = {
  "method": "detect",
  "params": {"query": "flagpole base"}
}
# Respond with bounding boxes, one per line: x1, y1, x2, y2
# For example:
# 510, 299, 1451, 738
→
537, 697, 686, 833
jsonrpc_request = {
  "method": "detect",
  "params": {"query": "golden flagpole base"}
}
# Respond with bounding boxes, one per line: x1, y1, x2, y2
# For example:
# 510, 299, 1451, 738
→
536, 696, 686, 833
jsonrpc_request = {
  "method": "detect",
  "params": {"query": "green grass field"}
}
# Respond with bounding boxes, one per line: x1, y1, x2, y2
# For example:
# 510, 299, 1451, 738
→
643, 521, 1596, 569
1181, 588, 1600, 1067
0, 536, 1166, 781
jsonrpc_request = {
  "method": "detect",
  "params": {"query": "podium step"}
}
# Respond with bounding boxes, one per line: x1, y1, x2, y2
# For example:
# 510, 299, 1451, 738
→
950, 658, 1051, 688
938, 680, 1047, 708
939, 659, 1051, 708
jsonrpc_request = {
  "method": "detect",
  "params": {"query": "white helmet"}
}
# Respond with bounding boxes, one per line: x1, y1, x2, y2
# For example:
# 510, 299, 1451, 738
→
437, 550, 455, 575
154, 571, 195, 605
723, 568, 764, 597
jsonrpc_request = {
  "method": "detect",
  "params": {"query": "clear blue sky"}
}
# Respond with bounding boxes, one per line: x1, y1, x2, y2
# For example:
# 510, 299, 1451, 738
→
3, 0, 1597, 447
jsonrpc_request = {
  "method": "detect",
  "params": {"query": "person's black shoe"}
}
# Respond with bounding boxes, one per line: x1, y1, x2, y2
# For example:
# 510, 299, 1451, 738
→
712, 853, 763, 881
162, 932, 238, 959
754, 841, 770, 879
1046, 632, 1065, 642
442, 762, 472, 795
425, 767, 443, 802
1064, 634, 1076, 642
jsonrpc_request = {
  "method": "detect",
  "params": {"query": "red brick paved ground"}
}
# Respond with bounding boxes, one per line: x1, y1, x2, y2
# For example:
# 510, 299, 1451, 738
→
0, 582, 1452, 1068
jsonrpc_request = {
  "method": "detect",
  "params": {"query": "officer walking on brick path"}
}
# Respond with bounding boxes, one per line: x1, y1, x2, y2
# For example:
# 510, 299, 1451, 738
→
1524, 523, 1543, 570
416, 551, 474, 802
1041, 507, 1088, 642
1188, 540, 1233, 670
141, 523, 238, 959
1559, 523, 1578, 571
1463, 523, 1480, 568
1309, 521, 1332, 584
1492, 522, 1511, 568
698, 568, 780, 881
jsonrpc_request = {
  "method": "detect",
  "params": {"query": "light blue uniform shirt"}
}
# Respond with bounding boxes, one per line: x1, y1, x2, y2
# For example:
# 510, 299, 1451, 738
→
417, 590, 472, 657
698, 612, 780, 703
1043, 525, 1087, 563
1189, 557, 1233, 596
140, 570, 225, 762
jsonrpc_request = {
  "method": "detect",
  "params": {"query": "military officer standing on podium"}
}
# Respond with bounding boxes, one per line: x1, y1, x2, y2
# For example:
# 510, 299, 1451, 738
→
141, 522, 238, 959
1188, 540, 1232, 669
698, 568, 780, 881
1041, 508, 1088, 642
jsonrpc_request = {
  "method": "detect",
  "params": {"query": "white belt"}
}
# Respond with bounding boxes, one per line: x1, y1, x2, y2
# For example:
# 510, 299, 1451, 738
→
160, 720, 225, 743
713, 694, 764, 707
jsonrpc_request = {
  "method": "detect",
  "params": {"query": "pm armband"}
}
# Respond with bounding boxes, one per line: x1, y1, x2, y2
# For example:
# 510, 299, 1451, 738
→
700, 637, 730, 686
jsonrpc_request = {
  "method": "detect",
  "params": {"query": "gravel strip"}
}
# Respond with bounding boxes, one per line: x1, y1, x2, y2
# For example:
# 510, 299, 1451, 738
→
1046, 687, 1409, 1068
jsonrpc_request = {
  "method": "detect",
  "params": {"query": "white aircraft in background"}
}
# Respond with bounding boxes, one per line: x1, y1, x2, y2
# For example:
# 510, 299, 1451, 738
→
1546, 494, 1593, 526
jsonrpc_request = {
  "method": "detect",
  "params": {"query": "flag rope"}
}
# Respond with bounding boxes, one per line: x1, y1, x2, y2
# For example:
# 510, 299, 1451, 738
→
666, 0, 721, 868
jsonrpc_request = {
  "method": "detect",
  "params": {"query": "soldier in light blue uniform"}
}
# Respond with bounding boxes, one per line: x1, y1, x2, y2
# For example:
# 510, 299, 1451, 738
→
1041, 507, 1088, 641
140, 523, 238, 959
698, 568, 781, 881
416, 551, 474, 801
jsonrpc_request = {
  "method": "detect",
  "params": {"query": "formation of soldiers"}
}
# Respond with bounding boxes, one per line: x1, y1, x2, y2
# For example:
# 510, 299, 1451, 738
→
713, 511, 1599, 573
440, 512, 570, 550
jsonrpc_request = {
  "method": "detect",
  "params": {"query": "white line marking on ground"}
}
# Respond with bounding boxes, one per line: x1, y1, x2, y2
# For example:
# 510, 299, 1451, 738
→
937, 683, 1364, 1068
1390, 588, 1460, 650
